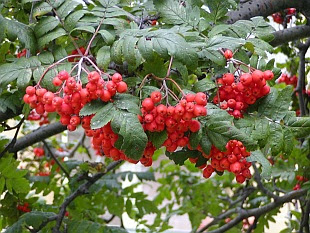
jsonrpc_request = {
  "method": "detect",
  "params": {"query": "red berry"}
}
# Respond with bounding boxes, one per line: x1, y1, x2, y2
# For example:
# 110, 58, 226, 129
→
142, 98, 154, 111
230, 162, 242, 174
195, 92, 207, 105
236, 174, 246, 184
26, 86, 36, 95
222, 73, 235, 85
116, 81, 128, 93
263, 70, 274, 81
53, 77, 63, 86
224, 50, 233, 60
112, 73, 123, 83
189, 120, 200, 132
151, 91, 162, 103
88, 71, 100, 83
58, 71, 70, 81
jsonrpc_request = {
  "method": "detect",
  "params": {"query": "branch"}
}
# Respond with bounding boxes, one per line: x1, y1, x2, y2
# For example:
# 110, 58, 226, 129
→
270, 25, 310, 47
227, 0, 307, 24
52, 160, 123, 233
0, 117, 25, 159
202, 189, 307, 233
42, 140, 70, 178
296, 38, 310, 116
253, 164, 279, 200
9, 122, 66, 153
299, 200, 310, 233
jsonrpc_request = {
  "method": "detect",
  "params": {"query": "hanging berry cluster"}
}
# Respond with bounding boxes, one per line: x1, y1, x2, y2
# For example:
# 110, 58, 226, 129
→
214, 52, 274, 118
199, 140, 252, 184
277, 73, 297, 87
23, 71, 128, 132
27, 110, 50, 125
17, 202, 31, 213
272, 8, 296, 24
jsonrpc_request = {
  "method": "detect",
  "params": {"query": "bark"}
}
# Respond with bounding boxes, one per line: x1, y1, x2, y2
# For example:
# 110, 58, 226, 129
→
227, 0, 309, 24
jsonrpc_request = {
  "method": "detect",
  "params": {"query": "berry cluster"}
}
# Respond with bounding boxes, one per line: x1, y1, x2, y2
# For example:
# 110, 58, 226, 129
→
27, 110, 50, 125
139, 91, 207, 164
293, 175, 308, 190
34, 147, 45, 157
199, 140, 252, 183
214, 70, 274, 118
23, 71, 127, 131
17, 202, 31, 213
272, 8, 296, 24
68, 46, 86, 62
277, 73, 297, 87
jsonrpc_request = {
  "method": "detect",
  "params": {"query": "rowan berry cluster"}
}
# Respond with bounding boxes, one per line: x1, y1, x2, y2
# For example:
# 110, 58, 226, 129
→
17, 202, 31, 213
214, 70, 274, 118
27, 110, 50, 125
199, 140, 252, 183
277, 73, 297, 87
138, 91, 207, 164
33, 147, 45, 157
293, 175, 308, 190
23, 71, 127, 131
272, 8, 296, 24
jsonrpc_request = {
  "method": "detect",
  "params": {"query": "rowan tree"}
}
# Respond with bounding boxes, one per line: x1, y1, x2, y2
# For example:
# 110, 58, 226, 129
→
0, 0, 309, 232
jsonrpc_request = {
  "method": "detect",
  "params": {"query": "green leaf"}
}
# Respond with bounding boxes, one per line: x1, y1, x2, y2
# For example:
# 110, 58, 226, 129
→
71, 26, 95, 34
79, 100, 105, 116
38, 27, 67, 48
0, 59, 33, 87
285, 116, 310, 138
154, 0, 200, 27
0, 176, 5, 194
189, 129, 202, 149
247, 150, 271, 179
57, 0, 81, 19
11, 178, 30, 193
97, 46, 111, 70
0, 15, 37, 54
98, 0, 120, 8
64, 10, 87, 31
269, 123, 283, 156
32, 2, 52, 17
113, 94, 140, 115
205, 36, 245, 51
34, 16, 59, 38
283, 128, 294, 156
193, 78, 216, 92
38, 51, 55, 64
251, 118, 270, 146
258, 86, 292, 120
148, 131, 168, 149
165, 149, 199, 165
200, 134, 212, 155
111, 111, 148, 160
90, 103, 115, 129
98, 30, 115, 45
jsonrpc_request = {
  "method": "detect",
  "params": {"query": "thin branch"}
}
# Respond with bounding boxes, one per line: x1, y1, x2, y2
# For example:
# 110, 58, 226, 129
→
296, 38, 310, 116
46, 0, 83, 55
202, 189, 307, 233
104, 215, 115, 223
42, 140, 70, 178
0, 117, 25, 159
9, 122, 66, 153
299, 200, 310, 233
253, 163, 279, 200
52, 160, 123, 233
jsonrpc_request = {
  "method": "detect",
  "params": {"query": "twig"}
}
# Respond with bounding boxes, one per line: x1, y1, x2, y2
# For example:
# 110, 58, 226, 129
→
166, 56, 174, 78
104, 215, 115, 223
299, 200, 310, 233
42, 140, 70, 178
201, 189, 307, 233
46, 0, 83, 55
84, 11, 106, 56
296, 38, 310, 116
253, 163, 279, 200
52, 160, 123, 233
0, 117, 25, 159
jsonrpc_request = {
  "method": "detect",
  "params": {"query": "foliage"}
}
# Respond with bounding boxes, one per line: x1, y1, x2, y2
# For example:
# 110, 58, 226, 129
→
0, 0, 309, 232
